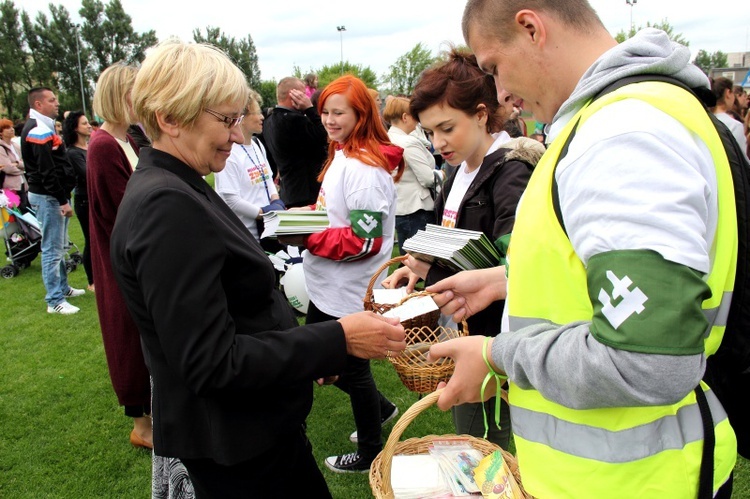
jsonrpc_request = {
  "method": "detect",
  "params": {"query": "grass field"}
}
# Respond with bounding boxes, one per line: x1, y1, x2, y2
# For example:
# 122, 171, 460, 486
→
1, 204, 747, 498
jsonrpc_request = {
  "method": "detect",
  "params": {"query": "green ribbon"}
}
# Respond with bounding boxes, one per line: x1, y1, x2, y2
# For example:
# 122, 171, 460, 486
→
481, 336, 508, 439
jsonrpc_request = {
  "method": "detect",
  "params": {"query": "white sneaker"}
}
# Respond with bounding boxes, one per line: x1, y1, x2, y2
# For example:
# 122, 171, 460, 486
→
47, 301, 80, 315
64, 287, 86, 298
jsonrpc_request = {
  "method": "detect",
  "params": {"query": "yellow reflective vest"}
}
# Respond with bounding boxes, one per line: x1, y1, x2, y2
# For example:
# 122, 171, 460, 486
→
507, 81, 737, 498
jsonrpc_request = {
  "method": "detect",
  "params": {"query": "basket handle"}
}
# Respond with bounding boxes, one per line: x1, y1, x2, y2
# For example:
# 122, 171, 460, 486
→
379, 389, 444, 497
363, 254, 409, 305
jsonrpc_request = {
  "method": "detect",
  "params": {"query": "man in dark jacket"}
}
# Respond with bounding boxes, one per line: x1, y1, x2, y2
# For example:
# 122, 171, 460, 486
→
22, 87, 83, 314
262, 77, 328, 207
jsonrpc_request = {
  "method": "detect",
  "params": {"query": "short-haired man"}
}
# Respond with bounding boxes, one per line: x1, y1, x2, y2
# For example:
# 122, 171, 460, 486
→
22, 87, 83, 314
428, 1, 737, 497
262, 77, 328, 207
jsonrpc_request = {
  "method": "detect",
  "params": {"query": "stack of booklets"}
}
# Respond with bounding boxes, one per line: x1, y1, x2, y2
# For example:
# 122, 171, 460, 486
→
402, 224, 501, 272
260, 210, 329, 239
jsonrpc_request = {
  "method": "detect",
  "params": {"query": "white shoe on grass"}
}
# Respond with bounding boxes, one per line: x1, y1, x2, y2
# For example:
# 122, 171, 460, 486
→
47, 301, 80, 315
64, 287, 86, 298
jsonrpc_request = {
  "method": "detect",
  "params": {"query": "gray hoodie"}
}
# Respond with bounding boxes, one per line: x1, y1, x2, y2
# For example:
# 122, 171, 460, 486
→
494, 29, 710, 410
553, 28, 709, 133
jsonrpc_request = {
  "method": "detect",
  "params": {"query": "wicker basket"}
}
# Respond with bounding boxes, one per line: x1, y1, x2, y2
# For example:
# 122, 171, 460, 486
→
370, 389, 528, 498
388, 320, 468, 393
363, 255, 440, 331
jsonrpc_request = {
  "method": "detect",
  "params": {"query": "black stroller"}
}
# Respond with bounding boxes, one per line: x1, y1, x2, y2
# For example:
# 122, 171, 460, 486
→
1, 202, 82, 279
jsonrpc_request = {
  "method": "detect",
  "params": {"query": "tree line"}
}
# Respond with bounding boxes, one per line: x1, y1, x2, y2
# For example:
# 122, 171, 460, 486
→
0, 0, 436, 120
0, 0, 730, 122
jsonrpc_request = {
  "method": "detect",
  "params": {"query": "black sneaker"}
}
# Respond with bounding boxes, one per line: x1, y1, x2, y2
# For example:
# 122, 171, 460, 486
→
349, 404, 399, 443
324, 452, 371, 474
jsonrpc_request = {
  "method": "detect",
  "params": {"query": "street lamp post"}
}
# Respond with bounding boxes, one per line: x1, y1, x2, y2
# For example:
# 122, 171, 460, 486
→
625, 0, 637, 34
72, 23, 87, 116
336, 26, 346, 75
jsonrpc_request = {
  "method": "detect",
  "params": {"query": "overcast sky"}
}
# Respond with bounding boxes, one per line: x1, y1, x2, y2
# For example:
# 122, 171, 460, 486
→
22, 0, 750, 82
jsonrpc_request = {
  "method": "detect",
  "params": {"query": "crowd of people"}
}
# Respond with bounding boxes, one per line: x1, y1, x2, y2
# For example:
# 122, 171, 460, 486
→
3, 0, 750, 497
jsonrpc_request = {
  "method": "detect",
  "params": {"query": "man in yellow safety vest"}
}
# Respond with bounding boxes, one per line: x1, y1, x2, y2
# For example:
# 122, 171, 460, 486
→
428, 1, 738, 497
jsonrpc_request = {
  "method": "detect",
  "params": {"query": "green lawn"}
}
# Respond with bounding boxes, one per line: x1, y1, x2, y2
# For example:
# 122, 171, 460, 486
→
1, 209, 747, 498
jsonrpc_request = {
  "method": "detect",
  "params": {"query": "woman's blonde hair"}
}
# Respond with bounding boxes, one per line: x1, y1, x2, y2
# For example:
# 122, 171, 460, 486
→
382, 96, 410, 125
92, 63, 137, 125
132, 40, 249, 141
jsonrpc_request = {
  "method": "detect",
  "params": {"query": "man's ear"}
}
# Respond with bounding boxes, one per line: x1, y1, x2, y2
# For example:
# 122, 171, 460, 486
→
515, 9, 546, 46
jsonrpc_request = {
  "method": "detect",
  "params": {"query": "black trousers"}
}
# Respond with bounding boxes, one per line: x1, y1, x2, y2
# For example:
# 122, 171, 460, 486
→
306, 301, 392, 460
73, 194, 93, 285
181, 427, 331, 499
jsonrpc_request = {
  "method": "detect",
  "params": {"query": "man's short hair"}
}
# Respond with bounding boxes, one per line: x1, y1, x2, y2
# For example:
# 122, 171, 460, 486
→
462, 0, 603, 44
276, 77, 303, 104
27, 87, 54, 108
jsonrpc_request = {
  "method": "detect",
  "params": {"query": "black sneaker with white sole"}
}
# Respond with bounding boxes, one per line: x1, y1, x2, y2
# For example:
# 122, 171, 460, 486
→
324, 452, 371, 473
349, 404, 399, 443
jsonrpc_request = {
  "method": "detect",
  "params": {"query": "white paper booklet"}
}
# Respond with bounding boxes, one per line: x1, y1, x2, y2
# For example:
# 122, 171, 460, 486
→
372, 288, 408, 305
382, 295, 439, 322
391, 455, 451, 499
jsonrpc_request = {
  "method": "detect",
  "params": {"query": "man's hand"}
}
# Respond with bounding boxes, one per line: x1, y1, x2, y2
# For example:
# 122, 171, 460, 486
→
289, 89, 313, 111
338, 311, 406, 359
381, 265, 420, 293
428, 336, 502, 411
60, 202, 73, 218
426, 266, 507, 322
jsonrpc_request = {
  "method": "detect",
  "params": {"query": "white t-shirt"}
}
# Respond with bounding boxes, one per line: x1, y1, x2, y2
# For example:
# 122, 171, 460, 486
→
441, 166, 480, 228
214, 140, 278, 239
441, 134, 507, 228
115, 137, 139, 171
715, 112, 749, 162
303, 150, 397, 317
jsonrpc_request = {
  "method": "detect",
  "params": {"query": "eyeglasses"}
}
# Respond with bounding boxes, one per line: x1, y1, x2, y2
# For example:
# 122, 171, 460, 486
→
204, 108, 245, 128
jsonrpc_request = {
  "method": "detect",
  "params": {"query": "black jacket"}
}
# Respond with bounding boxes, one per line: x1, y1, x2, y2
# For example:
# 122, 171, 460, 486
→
262, 106, 328, 207
66, 146, 87, 198
428, 139, 542, 336
110, 148, 347, 465
22, 117, 76, 204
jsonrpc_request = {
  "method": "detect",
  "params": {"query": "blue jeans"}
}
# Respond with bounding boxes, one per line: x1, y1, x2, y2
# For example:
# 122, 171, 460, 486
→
395, 209, 435, 255
28, 193, 70, 307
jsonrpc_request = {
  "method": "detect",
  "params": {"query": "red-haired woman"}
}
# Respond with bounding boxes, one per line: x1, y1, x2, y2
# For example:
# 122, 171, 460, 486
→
292, 74, 404, 473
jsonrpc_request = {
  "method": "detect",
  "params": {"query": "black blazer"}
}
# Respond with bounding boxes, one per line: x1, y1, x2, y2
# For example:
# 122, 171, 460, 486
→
111, 147, 347, 465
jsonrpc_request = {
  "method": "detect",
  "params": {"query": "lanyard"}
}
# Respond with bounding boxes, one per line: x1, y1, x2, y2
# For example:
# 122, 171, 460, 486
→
239, 142, 272, 203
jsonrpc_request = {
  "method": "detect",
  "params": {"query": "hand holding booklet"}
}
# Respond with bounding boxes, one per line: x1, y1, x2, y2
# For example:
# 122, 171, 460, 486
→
402, 224, 502, 272
260, 210, 329, 239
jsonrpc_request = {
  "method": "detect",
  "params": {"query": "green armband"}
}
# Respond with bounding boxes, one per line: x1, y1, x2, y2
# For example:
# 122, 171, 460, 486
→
587, 249, 710, 355
350, 210, 383, 238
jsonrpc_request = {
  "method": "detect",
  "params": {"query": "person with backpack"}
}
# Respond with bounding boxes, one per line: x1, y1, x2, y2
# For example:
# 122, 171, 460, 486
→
425, 1, 738, 498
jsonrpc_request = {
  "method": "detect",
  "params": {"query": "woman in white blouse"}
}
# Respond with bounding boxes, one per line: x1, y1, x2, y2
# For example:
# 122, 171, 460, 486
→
383, 96, 441, 253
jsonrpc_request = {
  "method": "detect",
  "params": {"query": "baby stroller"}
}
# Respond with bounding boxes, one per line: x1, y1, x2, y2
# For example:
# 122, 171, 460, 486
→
1, 200, 41, 278
1, 192, 82, 278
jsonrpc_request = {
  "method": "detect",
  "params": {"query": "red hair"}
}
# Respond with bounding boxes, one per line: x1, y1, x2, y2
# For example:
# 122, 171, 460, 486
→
317, 75, 403, 182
